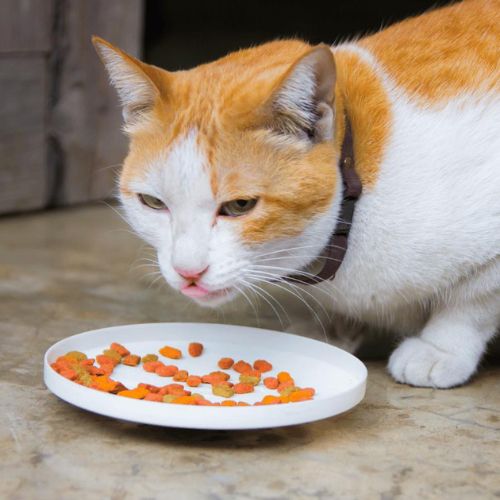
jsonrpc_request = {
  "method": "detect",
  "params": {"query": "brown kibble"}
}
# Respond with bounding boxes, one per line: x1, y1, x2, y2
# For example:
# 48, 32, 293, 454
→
65, 351, 87, 362
212, 384, 235, 398
239, 370, 261, 386
122, 354, 140, 366
253, 359, 272, 372
188, 342, 203, 357
277, 380, 295, 393
110, 342, 130, 357
279, 385, 299, 397
162, 394, 177, 403
218, 357, 234, 369
141, 354, 158, 363
159, 345, 182, 359
103, 349, 122, 364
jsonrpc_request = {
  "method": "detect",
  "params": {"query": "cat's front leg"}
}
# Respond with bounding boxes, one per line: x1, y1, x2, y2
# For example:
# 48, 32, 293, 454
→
388, 291, 499, 388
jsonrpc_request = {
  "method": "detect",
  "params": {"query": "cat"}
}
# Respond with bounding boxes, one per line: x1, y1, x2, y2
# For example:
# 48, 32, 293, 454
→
93, 0, 500, 388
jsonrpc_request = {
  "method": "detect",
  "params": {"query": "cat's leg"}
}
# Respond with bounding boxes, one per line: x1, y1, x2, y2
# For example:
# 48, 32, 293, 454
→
388, 287, 500, 388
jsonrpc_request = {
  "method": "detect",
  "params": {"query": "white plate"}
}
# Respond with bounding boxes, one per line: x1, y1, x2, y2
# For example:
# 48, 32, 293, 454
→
44, 323, 367, 430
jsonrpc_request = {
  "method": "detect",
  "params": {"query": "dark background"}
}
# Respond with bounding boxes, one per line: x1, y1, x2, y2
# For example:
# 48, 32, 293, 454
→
144, 0, 458, 70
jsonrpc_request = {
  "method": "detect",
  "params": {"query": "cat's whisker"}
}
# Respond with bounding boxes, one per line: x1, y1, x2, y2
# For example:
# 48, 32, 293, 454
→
258, 255, 343, 264
246, 269, 332, 322
238, 278, 289, 330
253, 243, 346, 260
245, 272, 328, 342
234, 283, 261, 327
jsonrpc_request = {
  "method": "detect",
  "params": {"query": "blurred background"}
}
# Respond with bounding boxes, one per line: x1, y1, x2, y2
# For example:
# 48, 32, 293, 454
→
0, 0, 453, 216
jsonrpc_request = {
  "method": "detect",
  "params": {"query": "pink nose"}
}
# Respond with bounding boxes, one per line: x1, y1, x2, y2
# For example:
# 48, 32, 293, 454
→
175, 266, 208, 281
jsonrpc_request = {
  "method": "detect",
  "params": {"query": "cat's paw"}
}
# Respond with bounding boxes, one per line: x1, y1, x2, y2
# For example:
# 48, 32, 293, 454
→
388, 337, 477, 388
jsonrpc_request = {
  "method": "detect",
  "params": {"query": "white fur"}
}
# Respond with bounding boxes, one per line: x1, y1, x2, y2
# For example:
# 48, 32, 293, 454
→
317, 45, 500, 387
113, 43, 499, 389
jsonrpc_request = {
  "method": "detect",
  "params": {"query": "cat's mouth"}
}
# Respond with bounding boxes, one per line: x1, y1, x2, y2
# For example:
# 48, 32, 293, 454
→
180, 283, 232, 303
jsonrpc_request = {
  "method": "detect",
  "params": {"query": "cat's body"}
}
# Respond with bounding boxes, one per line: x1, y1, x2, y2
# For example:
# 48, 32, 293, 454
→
94, 0, 500, 388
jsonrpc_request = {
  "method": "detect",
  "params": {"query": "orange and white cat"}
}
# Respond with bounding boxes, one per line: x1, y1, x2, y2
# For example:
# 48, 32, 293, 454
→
93, 0, 500, 388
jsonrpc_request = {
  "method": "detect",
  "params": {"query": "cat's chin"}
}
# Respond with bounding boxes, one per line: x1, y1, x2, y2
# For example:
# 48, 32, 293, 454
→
186, 287, 238, 308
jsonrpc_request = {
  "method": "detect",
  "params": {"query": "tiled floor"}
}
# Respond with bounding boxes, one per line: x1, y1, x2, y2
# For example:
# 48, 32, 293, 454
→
1, 204, 498, 499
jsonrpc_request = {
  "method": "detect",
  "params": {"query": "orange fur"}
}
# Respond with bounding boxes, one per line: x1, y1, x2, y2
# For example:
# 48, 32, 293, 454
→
361, 0, 500, 103
96, 0, 499, 244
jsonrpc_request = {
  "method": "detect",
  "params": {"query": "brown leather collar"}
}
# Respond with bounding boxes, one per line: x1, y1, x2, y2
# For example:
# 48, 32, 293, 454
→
283, 114, 362, 285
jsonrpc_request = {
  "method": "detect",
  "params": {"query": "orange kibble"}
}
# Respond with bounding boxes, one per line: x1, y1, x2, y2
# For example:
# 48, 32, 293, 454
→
264, 377, 279, 390
289, 388, 315, 402
234, 383, 254, 394
96, 354, 116, 367
139, 383, 160, 393
237, 401, 251, 406
86, 365, 106, 376
156, 364, 178, 377
144, 393, 163, 402
196, 398, 214, 406
186, 375, 202, 387
60, 369, 77, 380
277, 380, 295, 393
110, 342, 130, 357
80, 358, 95, 366
143, 361, 163, 373
188, 342, 203, 357
261, 395, 281, 405
279, 394, 290, 404
117, 387, 149, 399
173, 396, 197, 405
91, 375, 119, 392
122, 354, 140, 367
159, 345, 182, 359
221, 400, 237, 406
253, 359, 273, 373
277, 371, 293, 384
173, 369, 188, 382
218, 357, 234, 369
233, 360, 252, 373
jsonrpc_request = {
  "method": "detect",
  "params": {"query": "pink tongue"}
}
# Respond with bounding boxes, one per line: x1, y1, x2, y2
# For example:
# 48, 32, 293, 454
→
180, 284, 209, 298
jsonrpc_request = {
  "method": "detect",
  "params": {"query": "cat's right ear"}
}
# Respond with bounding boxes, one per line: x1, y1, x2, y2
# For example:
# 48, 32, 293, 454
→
92, 36, 162, 128
264, 44, 336, 143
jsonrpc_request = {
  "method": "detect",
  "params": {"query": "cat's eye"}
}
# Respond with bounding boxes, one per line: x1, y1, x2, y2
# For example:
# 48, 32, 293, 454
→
218, 198, 258, 217
138, 193, 167, 210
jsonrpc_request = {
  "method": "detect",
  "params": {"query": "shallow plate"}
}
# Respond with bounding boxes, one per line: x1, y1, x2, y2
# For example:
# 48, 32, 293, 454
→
44, 323, 367, 430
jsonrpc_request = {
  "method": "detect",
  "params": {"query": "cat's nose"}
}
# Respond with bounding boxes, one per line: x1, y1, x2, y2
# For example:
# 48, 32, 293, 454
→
175, 266, 208, 282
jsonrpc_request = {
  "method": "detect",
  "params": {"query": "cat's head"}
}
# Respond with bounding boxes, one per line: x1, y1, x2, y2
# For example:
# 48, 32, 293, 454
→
93, 37, 342, 307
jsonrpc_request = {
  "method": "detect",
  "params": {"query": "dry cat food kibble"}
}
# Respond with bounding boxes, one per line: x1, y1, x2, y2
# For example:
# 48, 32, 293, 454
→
50, 342, 316, 407
188, 342, 203, 357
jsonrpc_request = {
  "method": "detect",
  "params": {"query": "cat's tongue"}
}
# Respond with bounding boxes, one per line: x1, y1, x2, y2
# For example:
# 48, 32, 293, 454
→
180, 283, 210, 298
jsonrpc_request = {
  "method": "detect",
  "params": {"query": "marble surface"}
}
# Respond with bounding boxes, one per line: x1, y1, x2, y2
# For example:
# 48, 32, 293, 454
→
0, 204, 499, 500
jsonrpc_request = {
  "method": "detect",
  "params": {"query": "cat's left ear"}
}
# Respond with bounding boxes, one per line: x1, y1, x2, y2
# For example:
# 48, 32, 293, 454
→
267, 44, 336, 142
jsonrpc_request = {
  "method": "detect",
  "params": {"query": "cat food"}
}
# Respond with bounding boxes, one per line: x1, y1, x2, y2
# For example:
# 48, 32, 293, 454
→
51, 341, 317, 407
188, 342, 203, 357
159, 345, 182, 359
218, 357, 234, 369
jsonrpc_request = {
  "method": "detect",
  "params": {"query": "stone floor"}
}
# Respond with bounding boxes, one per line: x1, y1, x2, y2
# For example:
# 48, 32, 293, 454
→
0, 204, 498, 500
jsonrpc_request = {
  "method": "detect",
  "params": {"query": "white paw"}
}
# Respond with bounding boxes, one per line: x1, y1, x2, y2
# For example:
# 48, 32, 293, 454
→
388, 337, 477, 388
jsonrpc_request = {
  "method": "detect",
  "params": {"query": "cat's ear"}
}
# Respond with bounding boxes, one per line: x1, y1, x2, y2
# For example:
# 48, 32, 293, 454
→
92, 36, 162, 127
266, 44, 336, 142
